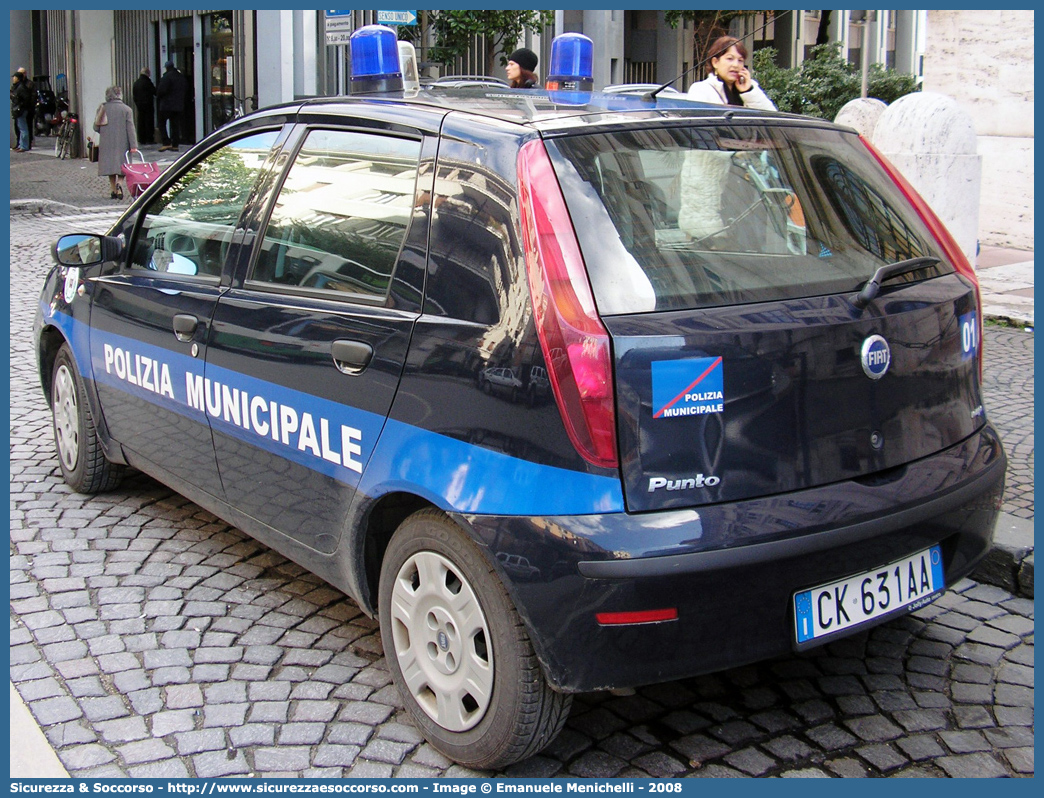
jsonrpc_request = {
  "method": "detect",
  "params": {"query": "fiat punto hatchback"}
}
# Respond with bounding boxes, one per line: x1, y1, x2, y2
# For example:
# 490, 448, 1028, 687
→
35, 54, 1005, 768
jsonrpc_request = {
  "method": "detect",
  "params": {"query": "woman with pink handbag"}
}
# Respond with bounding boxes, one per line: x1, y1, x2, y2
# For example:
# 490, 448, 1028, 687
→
94, 85, 138, 200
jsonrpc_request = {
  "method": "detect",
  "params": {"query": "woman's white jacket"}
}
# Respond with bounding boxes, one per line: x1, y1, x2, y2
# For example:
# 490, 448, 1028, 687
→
686, 73, 777, 111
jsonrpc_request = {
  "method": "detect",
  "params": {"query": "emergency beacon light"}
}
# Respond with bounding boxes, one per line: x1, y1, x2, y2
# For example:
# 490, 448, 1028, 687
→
397, 41, 420, 93
350, 25, 403, 94
545, 33, 594, 91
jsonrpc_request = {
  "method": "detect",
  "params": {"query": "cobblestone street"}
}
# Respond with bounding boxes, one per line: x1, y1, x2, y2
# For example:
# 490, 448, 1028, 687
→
980, 326, 1035, 520
10, 208, 1034, 778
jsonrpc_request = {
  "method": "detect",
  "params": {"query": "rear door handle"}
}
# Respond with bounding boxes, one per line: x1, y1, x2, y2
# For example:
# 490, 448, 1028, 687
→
331, 339, 373, 375
172, 314, 199, 343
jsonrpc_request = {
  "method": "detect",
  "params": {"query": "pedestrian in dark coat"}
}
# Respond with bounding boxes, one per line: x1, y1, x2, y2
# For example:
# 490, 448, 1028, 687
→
10, 72, 32, 152
94, 85, 138, 200
18, 68, 35, 148
156, 60, 188, 151
132, 67, 156, 145
506, 47, 539, 89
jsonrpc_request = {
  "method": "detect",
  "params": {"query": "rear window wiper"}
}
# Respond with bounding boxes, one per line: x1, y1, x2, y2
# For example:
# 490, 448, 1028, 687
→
853, 256, 943, 309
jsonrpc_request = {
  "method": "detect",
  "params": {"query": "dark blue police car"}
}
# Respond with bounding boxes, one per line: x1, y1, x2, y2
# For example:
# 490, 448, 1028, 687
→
34, 29, 1005, 769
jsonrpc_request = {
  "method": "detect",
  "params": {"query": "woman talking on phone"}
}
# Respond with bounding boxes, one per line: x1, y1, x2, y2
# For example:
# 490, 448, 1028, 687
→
687, 35, 776, 110
678, 36, 776, 241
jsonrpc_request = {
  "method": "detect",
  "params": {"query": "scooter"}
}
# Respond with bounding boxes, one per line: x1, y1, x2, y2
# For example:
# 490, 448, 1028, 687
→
34, 74, 69, 137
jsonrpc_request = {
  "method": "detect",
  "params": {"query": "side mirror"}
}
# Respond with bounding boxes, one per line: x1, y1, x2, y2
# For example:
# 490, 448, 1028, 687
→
53, 234, 124, 266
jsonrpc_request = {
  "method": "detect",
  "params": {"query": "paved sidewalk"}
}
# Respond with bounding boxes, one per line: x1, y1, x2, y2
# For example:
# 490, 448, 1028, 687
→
11, 682, 70, 777
8, 146, 1035, 779
9, 141, 180, 211
978, 246, 1035, 328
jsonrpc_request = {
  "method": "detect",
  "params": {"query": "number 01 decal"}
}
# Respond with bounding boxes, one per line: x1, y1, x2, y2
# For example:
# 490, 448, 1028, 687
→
960, 311, 978, 360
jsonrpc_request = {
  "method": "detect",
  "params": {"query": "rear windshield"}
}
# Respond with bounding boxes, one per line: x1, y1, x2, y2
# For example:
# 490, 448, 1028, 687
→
546, 123, 953, 315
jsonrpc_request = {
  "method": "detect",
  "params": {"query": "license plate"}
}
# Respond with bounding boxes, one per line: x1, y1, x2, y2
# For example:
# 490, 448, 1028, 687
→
794, 545, 944, 644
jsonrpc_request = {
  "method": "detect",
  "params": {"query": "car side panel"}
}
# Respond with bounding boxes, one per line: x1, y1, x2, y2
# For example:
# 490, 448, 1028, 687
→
387, 114, 618, 488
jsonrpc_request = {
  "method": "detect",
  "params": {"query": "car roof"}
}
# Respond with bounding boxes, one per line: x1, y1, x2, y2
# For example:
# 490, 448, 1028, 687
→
278, 85, 818, 135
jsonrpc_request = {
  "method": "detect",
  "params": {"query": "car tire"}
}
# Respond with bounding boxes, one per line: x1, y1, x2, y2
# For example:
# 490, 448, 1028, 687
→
378, 509, 571, 769
51, 343, 124, 493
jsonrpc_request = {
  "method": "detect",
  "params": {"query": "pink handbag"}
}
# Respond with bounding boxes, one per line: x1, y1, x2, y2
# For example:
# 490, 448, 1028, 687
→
122, 151, 161, 198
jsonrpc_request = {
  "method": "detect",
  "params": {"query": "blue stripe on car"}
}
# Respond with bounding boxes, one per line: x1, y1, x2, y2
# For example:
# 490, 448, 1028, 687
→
41, 304, 625, 515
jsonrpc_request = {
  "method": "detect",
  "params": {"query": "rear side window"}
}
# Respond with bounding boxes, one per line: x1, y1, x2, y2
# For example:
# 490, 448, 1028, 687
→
248, 129, 421, 301
546, 124, 951, 315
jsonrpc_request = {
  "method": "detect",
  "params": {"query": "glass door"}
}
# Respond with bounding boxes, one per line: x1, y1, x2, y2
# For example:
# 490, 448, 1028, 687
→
204, 11, 235, 134
168, 17, 196, 144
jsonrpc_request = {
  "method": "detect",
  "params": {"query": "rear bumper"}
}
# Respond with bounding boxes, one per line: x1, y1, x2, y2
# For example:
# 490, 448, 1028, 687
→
460, 425, 1005, 692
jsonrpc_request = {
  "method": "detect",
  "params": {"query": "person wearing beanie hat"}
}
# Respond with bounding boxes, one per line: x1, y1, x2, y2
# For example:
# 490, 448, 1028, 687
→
506, 47, 538, 89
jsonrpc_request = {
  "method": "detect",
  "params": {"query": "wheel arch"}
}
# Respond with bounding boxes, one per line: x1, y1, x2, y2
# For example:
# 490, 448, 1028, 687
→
351, 493, 565, 689
354, 491, 437, 615
37, 323, 68, 404
39, 325, 128, 467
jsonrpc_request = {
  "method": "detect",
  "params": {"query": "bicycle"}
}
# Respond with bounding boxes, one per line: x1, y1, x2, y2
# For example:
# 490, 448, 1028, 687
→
54, 111, 78, 159
230, 94, 255, 123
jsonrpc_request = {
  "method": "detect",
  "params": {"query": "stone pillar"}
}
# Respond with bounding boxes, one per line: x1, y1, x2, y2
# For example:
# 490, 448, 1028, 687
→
655, 12, 685, 91
256, 10, 294, 109
773, 11, 802, 69
78, 10, 115, 156
293, 10, 318, 99
583, 9, 621, 90
872, 91, 981, 265
10, 9, 32, 148
834, 97, 887, 138
893, 10, 922, 79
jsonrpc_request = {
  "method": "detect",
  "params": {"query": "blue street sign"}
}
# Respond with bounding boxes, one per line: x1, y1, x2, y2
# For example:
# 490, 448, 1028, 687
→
376, 10, 417, 26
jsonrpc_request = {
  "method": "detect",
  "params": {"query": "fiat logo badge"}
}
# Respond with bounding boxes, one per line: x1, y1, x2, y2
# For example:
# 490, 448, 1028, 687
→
861, 335, 891, 379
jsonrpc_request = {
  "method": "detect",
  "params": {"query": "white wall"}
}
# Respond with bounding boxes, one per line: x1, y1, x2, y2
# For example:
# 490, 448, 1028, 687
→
78, 10, 115, 140
256, 10, 295, 108
923, 9, 1034, 250
292, 10, 317, 98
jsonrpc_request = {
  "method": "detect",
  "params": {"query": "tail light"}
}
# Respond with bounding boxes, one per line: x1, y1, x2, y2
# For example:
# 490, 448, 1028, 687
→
517, 138, 618, 470
860, 135, 984, 380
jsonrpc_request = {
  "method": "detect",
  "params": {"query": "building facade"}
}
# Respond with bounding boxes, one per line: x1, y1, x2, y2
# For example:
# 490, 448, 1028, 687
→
10, 9, 1030, 251
10, 9, 927, 147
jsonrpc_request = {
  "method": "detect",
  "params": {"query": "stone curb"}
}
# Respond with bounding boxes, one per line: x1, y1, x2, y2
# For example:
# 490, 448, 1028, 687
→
983, 313, 1034, 329
11, 198, 118, 215
972, 512, 1035, 599
11, 198, 84, 214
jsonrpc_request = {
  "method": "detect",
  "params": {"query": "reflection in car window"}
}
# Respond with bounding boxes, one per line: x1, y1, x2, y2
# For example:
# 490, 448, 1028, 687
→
128, 131, 279, 277
249, 129, 421, 300
550, 126, 944, 315
811, 156, 928, 264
